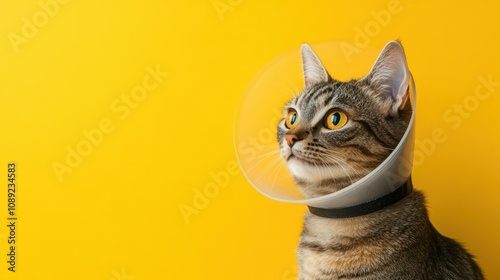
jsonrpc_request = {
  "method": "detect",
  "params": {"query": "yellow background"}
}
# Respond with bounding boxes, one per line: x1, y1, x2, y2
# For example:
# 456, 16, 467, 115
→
0, 0, 499, 279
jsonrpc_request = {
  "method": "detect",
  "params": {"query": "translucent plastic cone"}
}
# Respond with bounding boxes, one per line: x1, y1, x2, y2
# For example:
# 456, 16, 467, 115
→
234, 42, 416, 209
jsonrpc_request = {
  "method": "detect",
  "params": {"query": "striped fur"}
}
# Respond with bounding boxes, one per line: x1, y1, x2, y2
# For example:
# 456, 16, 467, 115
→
298, 192, 483, 279
277, 42, 483, 279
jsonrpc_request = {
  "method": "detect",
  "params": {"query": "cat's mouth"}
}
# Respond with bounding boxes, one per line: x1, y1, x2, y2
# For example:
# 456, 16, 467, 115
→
285, 151, 339, 182
287, 154, 298, 162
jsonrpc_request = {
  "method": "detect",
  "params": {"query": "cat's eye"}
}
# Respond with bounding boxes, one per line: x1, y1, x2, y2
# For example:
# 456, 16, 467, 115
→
325, 111, 348, 130
285, 110, 298, 129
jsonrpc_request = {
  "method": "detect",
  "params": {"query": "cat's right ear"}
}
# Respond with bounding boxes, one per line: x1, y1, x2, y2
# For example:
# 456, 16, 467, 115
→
362, 40, 410, 116
301, 43, 330, 87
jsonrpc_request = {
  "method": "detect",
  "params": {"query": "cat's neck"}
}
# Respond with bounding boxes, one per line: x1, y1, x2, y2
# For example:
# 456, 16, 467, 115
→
302, 190, 430, 239
295, 175, 364, 198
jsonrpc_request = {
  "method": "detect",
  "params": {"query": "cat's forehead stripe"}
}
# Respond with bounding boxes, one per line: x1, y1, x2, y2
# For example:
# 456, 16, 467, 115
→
296, 87, 309, 106
297, 83, 346, 115
298, 83, 337, 108
311, 107, 331, 125
308, 86, 332, 105
301, 85, 326, 107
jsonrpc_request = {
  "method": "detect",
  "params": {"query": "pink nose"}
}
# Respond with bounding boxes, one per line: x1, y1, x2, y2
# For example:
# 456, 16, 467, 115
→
285, 134, 301, 147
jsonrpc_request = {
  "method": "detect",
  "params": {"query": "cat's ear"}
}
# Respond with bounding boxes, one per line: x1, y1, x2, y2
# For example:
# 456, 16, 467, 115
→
301, 43, 330, 87
363, 40, 410, 116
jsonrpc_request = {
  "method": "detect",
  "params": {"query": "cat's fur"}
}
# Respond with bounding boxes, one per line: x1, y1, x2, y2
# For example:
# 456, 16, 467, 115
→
277, 41, 484, 279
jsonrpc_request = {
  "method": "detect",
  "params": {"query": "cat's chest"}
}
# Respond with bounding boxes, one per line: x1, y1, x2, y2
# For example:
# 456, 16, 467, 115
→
298, 236, 387, 270
298, 216, 393, 278
298, 236, 392, 280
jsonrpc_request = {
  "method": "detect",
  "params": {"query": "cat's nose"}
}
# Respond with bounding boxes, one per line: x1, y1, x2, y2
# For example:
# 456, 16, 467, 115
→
285, 134, 302, 147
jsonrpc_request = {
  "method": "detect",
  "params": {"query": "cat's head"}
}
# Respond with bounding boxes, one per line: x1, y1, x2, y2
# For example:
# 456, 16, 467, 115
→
277, 41, 412, 198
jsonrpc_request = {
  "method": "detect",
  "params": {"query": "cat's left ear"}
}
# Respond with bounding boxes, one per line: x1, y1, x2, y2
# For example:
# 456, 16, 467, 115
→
362, 40, 410, 116
301, 43, 331, 87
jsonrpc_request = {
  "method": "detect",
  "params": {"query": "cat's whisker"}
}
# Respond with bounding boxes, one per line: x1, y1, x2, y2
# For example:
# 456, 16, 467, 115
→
288, 83, 300, 99
269, 161, 285, 195
247, 150, 281, 173
249, 149, 280, 161
256, 155, 283, 187
241, 144, 280, 163
320, 154, 357, 185
281, 74, 303, 98
249, 143, 281, 151
311, 160, 323, 181
330, 159, 354, 186
286, 77, 302, 98
301, 151, 355, 187
325, 152, 370, 175
325, 159, 342, 181
320, 153, 350, 169
320, 159, 342, 188
276, 80, 300, 99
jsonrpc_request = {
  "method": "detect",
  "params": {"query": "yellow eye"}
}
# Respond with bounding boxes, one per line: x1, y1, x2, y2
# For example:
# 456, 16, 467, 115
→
285, 110, 298, 128
326, 111, 348, 130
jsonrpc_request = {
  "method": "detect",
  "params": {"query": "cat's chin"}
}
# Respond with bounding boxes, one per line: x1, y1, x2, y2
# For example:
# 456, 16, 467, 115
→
287, 156, 342, 183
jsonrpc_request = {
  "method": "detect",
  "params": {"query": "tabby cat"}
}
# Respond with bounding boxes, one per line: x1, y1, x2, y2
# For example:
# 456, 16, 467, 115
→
277, 41, 484, 279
